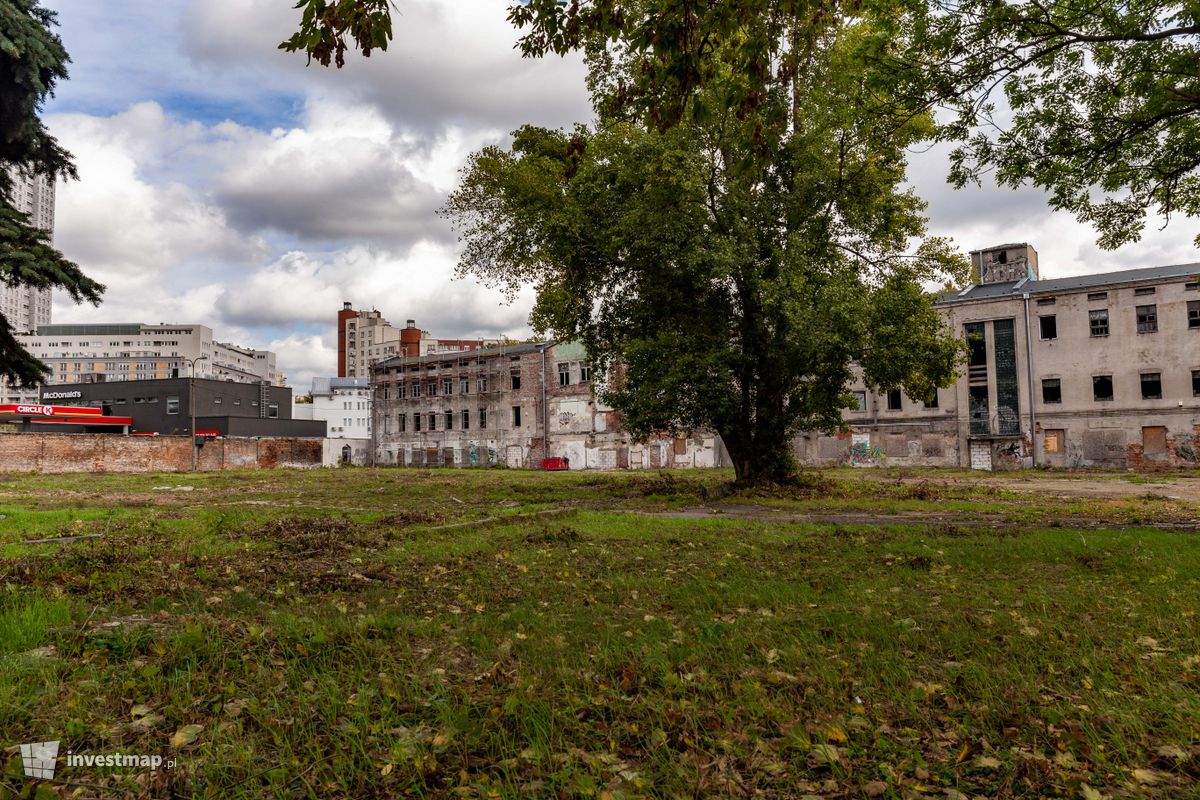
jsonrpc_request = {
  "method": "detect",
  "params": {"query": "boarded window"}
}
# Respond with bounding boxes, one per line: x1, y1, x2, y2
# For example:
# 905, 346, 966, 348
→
1093, 375, 1114, 401
1044, 429, 1064, 454
1038, 315, 1057, 340
1143, 426, 1168, 457
1042, 378, 1062, 404
1140, 373, 1162, 400
674, 437, 687, 456
1089, 309, 1109, 336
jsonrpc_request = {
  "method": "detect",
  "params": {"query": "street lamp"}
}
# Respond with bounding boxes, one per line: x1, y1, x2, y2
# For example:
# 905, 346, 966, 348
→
184, 355, 208, 471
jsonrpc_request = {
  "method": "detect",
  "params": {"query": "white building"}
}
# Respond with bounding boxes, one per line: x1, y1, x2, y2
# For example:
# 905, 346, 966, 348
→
293, 376, 372, 439
1, 168, 55, 334
1, 323, 284, 404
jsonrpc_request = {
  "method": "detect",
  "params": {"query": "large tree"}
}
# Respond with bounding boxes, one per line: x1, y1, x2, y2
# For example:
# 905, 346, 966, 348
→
0, 0, 103, 389
441, 7, 965, 484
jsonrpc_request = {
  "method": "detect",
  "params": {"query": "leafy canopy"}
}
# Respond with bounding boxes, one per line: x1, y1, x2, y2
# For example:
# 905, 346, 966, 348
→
894, 0, 1200, 248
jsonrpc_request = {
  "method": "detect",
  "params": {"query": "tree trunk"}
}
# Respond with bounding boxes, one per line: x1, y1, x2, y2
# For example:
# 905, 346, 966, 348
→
724, 427, 797, 486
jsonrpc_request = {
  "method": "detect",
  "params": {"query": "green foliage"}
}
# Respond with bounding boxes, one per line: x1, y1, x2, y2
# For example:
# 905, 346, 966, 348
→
279, 0, 395, 68
445, 8, 966, 485
0, 0, 103, 388
895, 0, 1200, 248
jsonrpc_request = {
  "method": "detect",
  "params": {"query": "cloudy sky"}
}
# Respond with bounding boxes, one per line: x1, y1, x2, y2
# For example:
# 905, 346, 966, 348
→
41, 0, 1199, 387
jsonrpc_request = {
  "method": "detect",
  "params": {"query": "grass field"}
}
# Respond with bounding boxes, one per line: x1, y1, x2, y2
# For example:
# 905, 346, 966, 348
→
1, 466, 1198, 799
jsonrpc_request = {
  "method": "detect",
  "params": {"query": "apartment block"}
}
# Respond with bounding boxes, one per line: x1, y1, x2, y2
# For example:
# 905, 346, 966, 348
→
797, 244, 1200, 469
337, 303, 492, 378
1, 323, 284, 404
370, 342, 723, 469
1, 168, 55, 334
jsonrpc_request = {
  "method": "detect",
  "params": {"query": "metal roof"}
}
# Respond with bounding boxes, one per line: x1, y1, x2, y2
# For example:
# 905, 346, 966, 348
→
938, 261, 1200, 305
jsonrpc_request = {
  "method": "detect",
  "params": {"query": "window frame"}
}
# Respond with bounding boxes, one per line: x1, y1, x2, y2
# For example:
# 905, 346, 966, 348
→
1041, 378, 1062, 404
1038, 315, 1057, 340
1136, 304, 1158, 333
1092, 375, 1114, 402
1140, 372, 1163, 400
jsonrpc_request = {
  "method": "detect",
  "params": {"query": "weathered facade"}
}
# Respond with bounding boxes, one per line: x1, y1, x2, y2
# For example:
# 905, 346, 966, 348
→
370, 342, 725, 469
797, 244, 1200, 469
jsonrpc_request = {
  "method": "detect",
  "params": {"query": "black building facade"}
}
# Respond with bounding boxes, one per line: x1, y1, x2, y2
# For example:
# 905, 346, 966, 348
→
39, 378, 326, 437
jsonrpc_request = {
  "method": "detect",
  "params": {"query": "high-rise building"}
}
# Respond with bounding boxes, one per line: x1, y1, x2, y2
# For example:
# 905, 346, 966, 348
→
337, 303, 494, 378
1, 167, 55, 333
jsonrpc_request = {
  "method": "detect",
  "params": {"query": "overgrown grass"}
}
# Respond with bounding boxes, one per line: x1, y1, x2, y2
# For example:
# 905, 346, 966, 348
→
0, 468, 1198, 798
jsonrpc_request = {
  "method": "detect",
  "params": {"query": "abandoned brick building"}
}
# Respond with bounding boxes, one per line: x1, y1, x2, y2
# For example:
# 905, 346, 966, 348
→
796, 243, 1200, 469
369, 341, 724, 469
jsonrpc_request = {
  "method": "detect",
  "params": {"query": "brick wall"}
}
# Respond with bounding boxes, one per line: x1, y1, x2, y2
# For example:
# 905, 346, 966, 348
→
0, 433, 322, 473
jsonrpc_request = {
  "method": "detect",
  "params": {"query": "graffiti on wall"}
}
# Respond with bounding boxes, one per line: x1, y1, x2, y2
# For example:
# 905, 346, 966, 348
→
844, 433, 883, 467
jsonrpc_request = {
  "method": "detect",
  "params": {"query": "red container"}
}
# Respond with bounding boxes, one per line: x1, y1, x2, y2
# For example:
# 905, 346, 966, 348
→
542, 457, 569, 471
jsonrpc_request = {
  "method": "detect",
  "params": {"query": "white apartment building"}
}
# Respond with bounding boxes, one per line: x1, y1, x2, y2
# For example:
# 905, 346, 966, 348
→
2, 323, 284, 403
1, 168, 55, 334
293, 376, 372, 439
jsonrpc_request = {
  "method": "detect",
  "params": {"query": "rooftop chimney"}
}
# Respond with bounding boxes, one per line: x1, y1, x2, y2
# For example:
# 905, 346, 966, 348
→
343, 301, 352, 310
406, 319, 416, 328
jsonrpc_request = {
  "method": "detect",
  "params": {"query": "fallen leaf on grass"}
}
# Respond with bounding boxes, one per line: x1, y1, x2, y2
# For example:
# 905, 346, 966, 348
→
973, 755, 1001, 769
170, 724, 203, 748
1131, 768, 1161, 785
1154, 744, 1189, 762
863, 781, 888, 797
808, 744, 845, 765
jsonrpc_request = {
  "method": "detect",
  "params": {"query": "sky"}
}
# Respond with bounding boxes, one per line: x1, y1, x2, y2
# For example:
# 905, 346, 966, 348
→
40, 0, 1200, 388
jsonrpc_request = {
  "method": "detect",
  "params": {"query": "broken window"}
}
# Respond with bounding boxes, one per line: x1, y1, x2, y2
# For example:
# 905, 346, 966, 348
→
511, 369, 521, 390
445, 409, 453, 430
1088, 309, 1108, 337
479, 407, 487, 428
1039, 315, 1057, 340
512, 406, 522, 427
1140, 372, 1162, 400
1136, 304, 1158, 333
1134, 286, 1156, 296
429, 412, 437, 430
1093, 375, 1114, 402
462, 409, 470, 430
414, 413, 422, 432
1042, 378, 1062, 404
968, 386, 989, 435
1188, 300, 1200, 329
558, 363, 571, 386
965, 323, 986, 367
886, 389, 902, 411
1087, 291, 1108, 301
